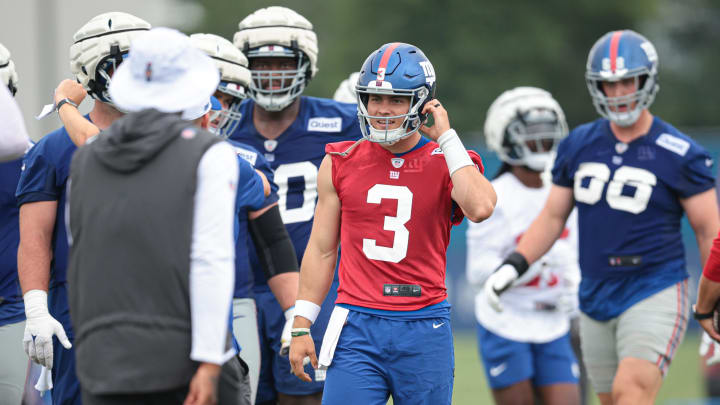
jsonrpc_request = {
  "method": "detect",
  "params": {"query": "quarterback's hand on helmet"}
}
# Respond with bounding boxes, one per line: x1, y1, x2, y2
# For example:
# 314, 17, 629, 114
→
54, 79, 87, 107
484, 264, 519, 312
420, 99, 451, 141
23, 290, 72, 368
279, 306, 294, 356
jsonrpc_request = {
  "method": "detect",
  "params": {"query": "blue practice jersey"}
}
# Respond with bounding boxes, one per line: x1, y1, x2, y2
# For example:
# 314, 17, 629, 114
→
0, 157, 24, 325
552, 117, 714, 320
229, 96, 361, 291
16, 122, 84, 286
230, 139, 279, 298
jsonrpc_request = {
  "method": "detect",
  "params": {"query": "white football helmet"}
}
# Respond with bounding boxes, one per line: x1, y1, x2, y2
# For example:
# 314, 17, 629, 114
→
69, 12, 151, 105
484, 87, 568, 171
333, 71, 359, 103
0, 43, 18, 96
233, 6, 318, 111
190, 33, 250, 138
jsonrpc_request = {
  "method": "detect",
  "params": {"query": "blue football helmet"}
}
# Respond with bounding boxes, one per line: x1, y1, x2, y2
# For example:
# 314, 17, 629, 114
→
585, 29, 659, 127
356, 43, 436, 144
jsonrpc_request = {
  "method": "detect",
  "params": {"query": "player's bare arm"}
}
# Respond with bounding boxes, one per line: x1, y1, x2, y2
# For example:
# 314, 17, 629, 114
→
684, 188, 720, 340
485, 184, 574, 312
17, 201, 57, 293
254, 169, 271, 197
289, 155, 340, 382
516, 184, 575, 265
420, 99, 496, 222
681, 188, 720, 268
18, 201, 73, 366
54, 79, 100, 147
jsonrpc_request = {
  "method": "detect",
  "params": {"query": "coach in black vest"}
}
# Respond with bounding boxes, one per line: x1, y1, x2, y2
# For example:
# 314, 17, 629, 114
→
67, 27, 240, 405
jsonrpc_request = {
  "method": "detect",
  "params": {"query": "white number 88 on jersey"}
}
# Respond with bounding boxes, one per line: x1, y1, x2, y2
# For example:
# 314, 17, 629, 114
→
574, 162, 657, 214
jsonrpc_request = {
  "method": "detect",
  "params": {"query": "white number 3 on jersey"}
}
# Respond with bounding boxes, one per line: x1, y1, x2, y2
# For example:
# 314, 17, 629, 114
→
362, 184, 413, 263
574, 163, 656, 214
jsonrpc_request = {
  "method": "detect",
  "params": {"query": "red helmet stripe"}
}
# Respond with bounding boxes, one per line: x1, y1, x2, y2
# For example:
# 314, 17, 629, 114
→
609, 31, 623, 72
378, 42, 402, 75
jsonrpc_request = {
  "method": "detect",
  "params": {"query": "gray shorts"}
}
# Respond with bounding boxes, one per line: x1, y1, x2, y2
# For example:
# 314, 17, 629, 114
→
232, 298, 260, 404
579, 280, 688, 394
0, 320, 28, 405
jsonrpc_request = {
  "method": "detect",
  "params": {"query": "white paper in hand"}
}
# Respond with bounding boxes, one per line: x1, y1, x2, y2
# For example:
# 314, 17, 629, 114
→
35, 103, 56, 120
34, 366, 53, 396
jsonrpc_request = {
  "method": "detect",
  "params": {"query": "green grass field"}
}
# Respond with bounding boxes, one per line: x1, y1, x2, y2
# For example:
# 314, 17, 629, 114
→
391, 331, 707, 404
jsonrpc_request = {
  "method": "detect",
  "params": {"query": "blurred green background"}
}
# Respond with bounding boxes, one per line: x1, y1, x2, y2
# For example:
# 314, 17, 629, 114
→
193, 0, 720, 136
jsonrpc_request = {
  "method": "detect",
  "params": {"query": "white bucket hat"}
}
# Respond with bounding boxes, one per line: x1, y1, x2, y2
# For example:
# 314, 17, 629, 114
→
109, 27, 219, 113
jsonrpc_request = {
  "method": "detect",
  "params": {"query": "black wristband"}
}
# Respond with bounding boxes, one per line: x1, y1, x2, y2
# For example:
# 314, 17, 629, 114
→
693, 305, 714, 320
56, 98, 78, 112
501, 251, 530, 277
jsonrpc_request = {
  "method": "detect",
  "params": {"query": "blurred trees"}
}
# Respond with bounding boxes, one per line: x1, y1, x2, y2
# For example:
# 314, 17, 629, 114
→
192, 0, 720, 140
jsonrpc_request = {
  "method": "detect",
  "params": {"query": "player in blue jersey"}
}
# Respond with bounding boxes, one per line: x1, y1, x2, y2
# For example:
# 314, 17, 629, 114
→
0, 42, 31, 405
231, 6, 362, 405
15, 13, 150, 404
484, 30, 720, 405
191, 32, 300, 404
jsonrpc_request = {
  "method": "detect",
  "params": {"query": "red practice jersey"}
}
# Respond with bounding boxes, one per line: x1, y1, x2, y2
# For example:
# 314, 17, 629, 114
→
326, 139, 484, 311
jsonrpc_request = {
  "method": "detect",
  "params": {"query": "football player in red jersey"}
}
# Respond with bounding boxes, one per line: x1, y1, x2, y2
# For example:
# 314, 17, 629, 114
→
288, 42, 496, 405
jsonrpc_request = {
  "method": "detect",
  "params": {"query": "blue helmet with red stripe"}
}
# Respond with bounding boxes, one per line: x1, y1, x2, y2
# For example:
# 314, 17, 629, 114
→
585, 30, 659, 127
356, 42, 437, 143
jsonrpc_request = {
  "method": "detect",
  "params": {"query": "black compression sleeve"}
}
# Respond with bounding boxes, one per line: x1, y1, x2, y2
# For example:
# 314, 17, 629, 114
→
249, 205, 299, 279
502, 251, 530, 276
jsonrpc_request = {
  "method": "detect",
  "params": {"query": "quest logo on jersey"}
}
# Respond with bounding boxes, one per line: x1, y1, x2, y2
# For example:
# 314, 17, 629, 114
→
308, 117, 342, 133
656, 133, 690, 156
234, 147, 258, 166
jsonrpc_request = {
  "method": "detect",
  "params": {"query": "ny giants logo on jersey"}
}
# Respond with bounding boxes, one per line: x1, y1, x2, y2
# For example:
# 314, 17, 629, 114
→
389, 170, 400, 179
404, 158, 423, 173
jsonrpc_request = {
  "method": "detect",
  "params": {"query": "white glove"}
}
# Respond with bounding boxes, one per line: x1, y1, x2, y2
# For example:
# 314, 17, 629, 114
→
484, 264, 519, 313
23, 290, 72, 368
279, 306, 294, 356
700, 331, 720, 366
